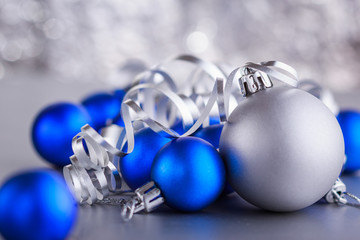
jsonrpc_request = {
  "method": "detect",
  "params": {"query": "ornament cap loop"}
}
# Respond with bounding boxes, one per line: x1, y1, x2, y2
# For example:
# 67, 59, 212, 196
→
240, 68, 273, 96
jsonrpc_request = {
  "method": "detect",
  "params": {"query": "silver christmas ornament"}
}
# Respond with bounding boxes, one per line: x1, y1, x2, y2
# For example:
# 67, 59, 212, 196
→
219, 85, 344, 212
298, 80, 339, 116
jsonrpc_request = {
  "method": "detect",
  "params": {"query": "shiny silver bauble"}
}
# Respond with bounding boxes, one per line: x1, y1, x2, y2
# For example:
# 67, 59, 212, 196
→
219, 86, 344, 212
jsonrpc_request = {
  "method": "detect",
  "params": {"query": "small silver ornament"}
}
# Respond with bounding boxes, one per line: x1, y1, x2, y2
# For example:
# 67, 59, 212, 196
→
219, 85, 344, 212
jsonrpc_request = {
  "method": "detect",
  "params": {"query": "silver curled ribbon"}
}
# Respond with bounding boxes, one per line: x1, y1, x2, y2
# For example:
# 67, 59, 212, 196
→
63, 56, 307, 220
63, 124, 124, 204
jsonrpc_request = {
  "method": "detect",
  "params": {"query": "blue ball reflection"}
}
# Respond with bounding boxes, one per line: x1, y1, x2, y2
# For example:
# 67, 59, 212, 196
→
151, 137, 225, 212
0, 169, 77, 240
337, 110, 360, 172
32, 102, 92, 167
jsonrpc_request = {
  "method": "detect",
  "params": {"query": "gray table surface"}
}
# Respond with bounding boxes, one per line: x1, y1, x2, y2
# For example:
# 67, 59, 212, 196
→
1, 73, 360, 240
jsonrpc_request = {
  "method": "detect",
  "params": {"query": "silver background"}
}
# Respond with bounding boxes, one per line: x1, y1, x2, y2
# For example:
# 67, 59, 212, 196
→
1, 0, 360, 91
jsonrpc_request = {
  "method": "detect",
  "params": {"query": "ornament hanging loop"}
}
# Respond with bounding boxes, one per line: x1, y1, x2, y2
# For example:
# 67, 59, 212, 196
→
325, 178, 347, 204
240, 67, 273, 96
121, 199, 137, 221
98, 197, 137, 221
325, 178, 360, 208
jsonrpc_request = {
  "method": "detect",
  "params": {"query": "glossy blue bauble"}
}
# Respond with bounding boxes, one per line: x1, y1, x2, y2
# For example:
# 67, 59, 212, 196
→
120, 128, 172, 190
81, 92, 121, 131
151, 137, 225, 212
32, 102, 92, 167
337, 110, 360, 172
0, 169, 77, 240
193, 125, 234, 195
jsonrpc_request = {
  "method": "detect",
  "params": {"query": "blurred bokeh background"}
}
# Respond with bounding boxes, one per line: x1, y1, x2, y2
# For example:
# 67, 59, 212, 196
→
1, 0, 360, 91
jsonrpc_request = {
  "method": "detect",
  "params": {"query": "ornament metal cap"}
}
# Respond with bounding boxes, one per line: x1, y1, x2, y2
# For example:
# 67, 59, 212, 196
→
239, 67, 273, 96
133, 181, 165, 213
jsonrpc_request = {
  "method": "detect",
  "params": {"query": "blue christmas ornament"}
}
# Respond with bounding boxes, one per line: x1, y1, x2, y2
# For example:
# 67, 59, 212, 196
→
208, 117, 221, 125
151, 137, 225, 212
337, 110, 360, 172
193, 124, 234, 195
32, 102, 92, 167
81, 92, 121, 131
0, 169, 77, 240
112, 113, 125, 127
113, 89, 126, 103
111, 89, 127, 127
120, 128, 172, 190
170, 119, 192, 135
